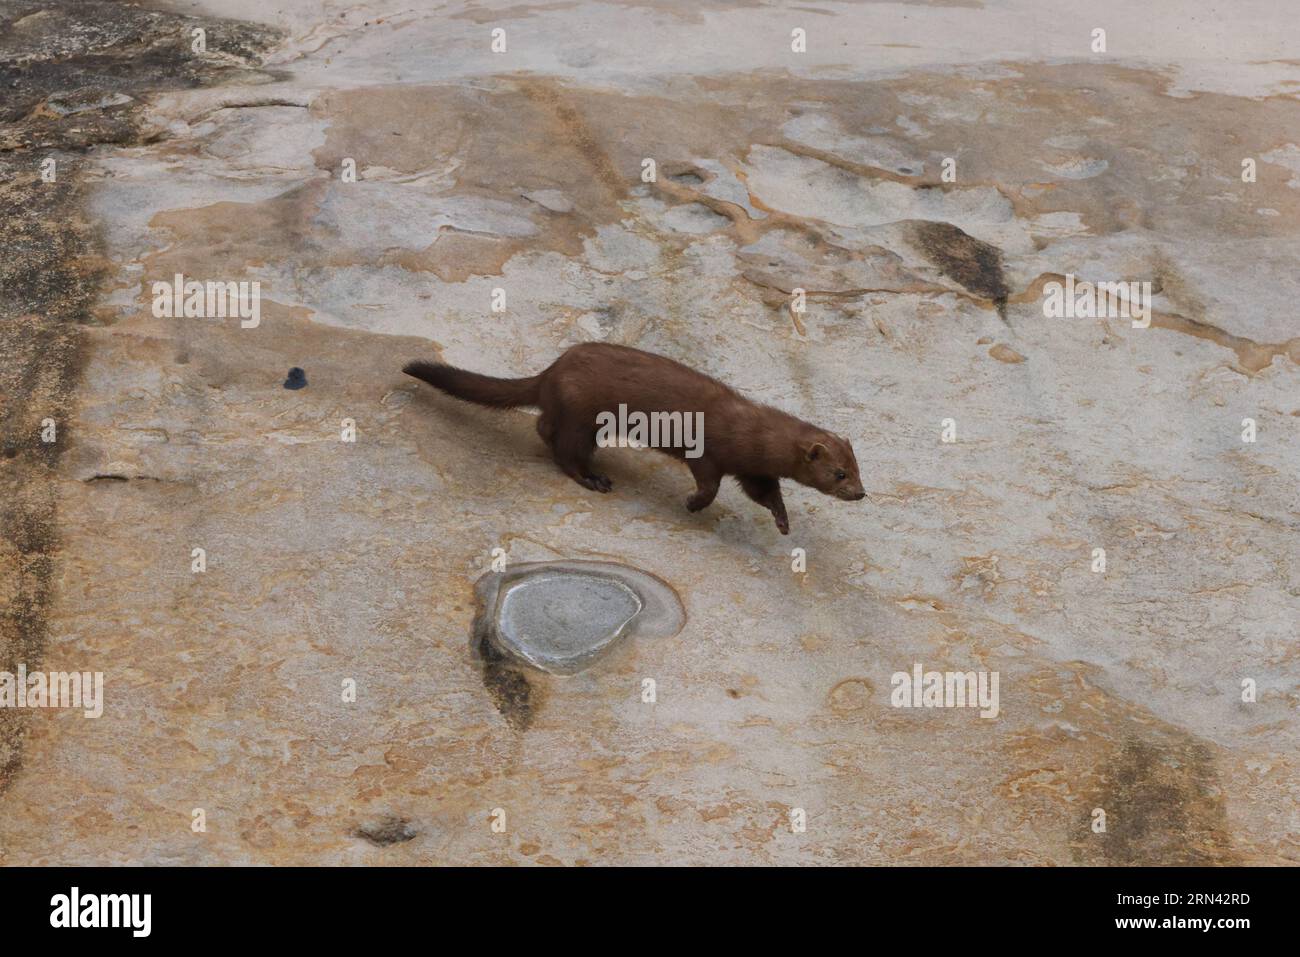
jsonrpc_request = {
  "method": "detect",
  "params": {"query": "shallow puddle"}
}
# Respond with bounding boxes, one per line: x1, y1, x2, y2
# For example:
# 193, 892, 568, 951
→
475, 560, 685, 676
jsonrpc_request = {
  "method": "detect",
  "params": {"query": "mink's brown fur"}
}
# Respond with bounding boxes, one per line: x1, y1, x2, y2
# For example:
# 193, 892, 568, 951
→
403, 343, 865, 534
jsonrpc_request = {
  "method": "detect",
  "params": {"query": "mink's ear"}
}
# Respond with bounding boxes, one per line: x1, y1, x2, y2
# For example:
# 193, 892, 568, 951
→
805, 442, 827, 462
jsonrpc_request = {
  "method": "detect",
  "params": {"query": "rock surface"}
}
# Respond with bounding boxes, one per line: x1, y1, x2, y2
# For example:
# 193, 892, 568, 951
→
0, 0, 1296, 864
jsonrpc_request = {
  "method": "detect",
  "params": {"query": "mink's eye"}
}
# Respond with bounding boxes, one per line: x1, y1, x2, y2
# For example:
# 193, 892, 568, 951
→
834, 469, 847, 481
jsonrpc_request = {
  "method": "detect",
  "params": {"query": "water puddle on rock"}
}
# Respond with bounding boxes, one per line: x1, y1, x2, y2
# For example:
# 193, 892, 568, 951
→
470, 561, 685, 728
497, 572, 643, 673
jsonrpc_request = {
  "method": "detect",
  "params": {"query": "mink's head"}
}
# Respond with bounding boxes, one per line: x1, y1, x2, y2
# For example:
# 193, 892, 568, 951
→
794, 431, 865, 501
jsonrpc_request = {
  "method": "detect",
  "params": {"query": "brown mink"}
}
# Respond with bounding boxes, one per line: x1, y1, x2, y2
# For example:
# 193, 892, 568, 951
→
404, 342, 865, 534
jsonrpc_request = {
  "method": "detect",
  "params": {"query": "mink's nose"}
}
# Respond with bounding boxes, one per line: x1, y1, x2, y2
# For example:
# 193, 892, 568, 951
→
851, 491, 866, 501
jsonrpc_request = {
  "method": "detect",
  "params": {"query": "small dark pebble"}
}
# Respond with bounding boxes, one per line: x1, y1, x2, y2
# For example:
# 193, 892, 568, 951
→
355, 817, 418, 847
283, 367, 307, 390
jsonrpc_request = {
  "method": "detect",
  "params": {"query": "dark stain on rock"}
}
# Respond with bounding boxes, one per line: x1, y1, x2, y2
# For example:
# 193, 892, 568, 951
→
1072, 737, 1237, 865
283, 367, 307, 390
354, 816, 418, 846
0, 150, 98, 794
0, 0, 279, 795
471, 605, 539, 732
909, 220, 1009, 319
83, 473, 164, 483
0, 0, 281, 151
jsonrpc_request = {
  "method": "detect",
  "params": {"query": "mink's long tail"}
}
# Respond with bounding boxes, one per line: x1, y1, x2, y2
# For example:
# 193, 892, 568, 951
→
402, 360, 542, 408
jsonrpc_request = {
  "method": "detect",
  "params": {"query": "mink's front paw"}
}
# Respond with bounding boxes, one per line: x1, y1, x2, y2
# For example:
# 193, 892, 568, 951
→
774, 515, 790, 534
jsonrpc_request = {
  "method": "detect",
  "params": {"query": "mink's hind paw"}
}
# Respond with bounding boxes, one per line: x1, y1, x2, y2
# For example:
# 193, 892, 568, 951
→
578, 473, 613, 493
